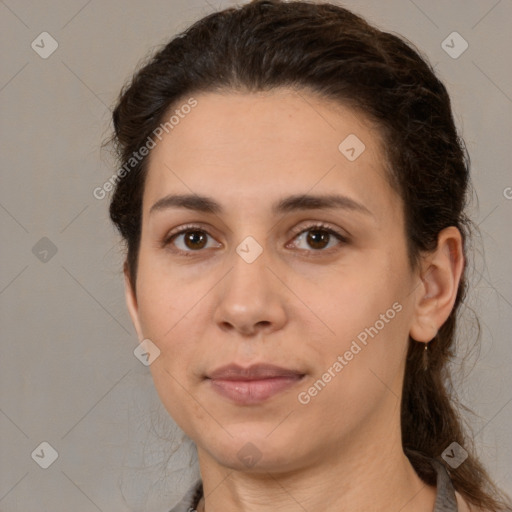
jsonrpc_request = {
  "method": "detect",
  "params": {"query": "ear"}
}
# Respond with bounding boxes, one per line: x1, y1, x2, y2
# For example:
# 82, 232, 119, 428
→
124, 262, 145, 341
409, 226, 464, 343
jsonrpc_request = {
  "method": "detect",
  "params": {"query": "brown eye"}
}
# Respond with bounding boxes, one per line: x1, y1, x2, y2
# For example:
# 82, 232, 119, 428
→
289, 224, 346, 252
183, 230, 208, 250
306, 229, 332, 250
163, 226, 221, 254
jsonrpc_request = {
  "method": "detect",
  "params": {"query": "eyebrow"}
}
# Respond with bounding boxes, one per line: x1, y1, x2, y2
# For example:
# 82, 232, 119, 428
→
149, 193, 373, 217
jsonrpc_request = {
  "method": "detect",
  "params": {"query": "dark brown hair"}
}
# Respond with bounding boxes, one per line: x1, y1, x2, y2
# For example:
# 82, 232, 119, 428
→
106, 1, 511, 509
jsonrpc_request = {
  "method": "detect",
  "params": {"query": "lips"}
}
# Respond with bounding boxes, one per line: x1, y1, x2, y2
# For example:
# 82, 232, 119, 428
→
206, 363, 305, 405
207, 363, 305, 380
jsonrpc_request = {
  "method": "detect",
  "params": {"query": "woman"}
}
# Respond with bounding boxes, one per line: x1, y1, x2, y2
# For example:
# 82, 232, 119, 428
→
106, 1, 512, 510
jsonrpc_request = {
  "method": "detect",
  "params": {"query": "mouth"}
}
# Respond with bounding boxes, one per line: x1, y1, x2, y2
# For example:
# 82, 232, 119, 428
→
205, 363, 306, 405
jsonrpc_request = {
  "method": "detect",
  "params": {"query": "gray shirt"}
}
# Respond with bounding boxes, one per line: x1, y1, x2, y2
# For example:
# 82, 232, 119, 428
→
169, 458, 458, 511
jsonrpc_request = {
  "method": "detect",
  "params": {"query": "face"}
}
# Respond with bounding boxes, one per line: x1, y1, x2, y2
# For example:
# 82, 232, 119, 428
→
125, 88, 423, 473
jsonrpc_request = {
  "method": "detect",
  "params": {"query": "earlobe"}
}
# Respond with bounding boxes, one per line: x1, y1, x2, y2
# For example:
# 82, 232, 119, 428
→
124, 263, 144, 341
409, 227, 464, 343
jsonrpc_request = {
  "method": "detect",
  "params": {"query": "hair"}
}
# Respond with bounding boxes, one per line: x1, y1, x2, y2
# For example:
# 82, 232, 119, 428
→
105, 1, 512, 509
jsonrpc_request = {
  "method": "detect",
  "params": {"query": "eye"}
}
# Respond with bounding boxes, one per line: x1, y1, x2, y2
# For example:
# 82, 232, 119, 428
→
287, 223, 347, 252
162, 222, 347, 256
162, 225, 221, 254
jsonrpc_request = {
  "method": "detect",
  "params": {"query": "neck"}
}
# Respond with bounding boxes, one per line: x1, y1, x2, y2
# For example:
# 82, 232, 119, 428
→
194, 367, 437, 512
195, 433, 436, 512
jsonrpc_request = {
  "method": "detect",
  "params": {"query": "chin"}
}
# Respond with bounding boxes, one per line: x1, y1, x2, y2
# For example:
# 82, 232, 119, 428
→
201, 427, 309, 473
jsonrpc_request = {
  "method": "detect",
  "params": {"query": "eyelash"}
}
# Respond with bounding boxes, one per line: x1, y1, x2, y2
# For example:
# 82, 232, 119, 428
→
161, 222, 348, 257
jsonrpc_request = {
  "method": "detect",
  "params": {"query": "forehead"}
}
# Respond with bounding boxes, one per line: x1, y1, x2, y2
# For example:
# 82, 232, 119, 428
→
142, 88, 399, 221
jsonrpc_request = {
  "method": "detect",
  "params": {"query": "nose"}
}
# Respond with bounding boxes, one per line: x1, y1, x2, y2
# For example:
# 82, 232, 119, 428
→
213, 247, 288, 337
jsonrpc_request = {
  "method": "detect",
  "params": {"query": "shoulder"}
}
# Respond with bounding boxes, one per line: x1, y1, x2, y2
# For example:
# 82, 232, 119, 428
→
455, 489, 471, 511
455, 490, 494, 512
169, 478, 203, 512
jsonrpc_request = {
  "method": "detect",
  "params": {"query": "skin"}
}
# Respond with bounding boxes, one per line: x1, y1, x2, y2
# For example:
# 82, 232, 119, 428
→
124, 88, 465, 512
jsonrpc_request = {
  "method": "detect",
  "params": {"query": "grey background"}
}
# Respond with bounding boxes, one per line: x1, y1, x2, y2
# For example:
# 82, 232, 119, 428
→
0, 0, 511, 510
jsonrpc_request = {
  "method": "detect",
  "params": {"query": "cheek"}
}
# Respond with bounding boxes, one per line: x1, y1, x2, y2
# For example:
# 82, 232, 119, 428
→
135, 251, 201, 341
315, 263, 403, 339
324, 300, 406, 384
149, 360, 211, 439
306, 263, 410, 392
134, 256, 212, 364
295, 295, 408, 441
137, 280, 206, 427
